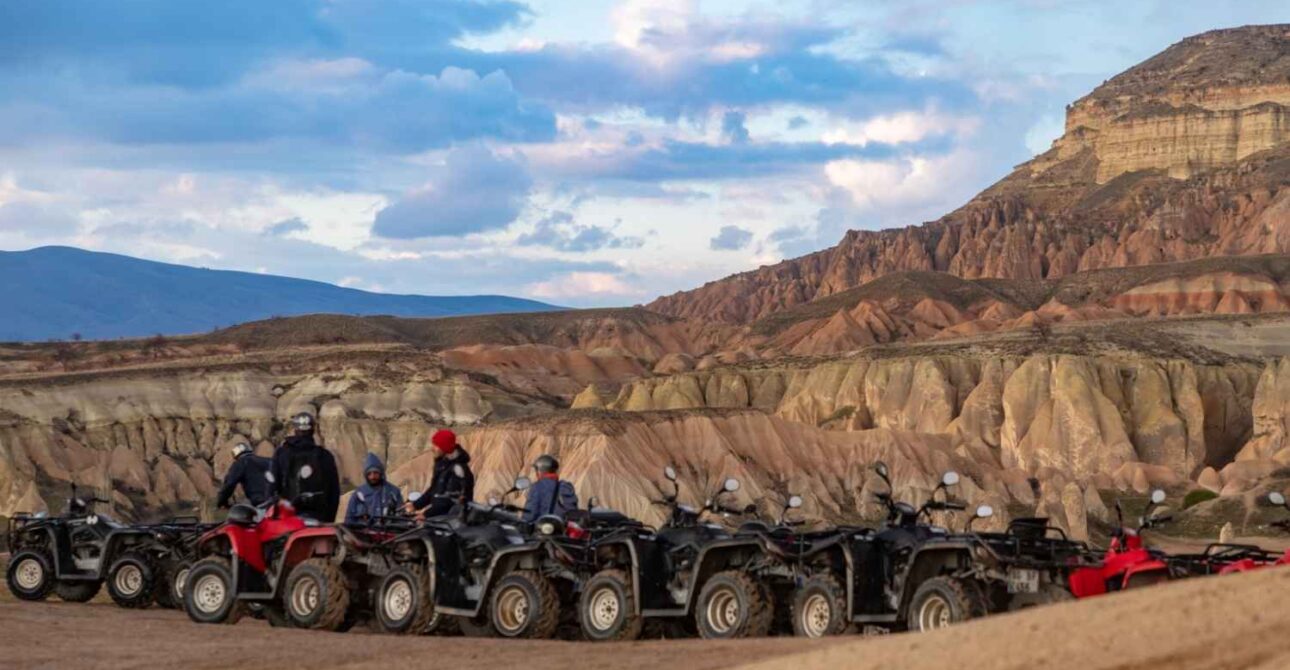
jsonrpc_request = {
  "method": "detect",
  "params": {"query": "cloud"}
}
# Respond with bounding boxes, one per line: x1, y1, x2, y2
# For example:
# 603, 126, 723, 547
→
516, 211, 644, 252
0, 200, 80, 236
525, 271, 642, 300
722, 111, 750, 144
709, 225, 753, 251
372, 145, 532, 239
264, 217, 309, 237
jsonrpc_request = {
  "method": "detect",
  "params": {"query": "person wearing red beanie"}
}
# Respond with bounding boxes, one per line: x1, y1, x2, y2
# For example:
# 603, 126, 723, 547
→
405, 428, 475, 518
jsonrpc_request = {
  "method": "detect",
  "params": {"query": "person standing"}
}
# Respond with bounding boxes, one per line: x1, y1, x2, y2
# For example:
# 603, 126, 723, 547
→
270, 412, 340, 521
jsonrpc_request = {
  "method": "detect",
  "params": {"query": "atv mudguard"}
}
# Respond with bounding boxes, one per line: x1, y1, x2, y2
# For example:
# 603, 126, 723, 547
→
891, 540, 977, 618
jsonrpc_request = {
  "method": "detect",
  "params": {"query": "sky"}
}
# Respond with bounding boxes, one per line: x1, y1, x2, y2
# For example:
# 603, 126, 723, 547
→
0, 1, 1285, 307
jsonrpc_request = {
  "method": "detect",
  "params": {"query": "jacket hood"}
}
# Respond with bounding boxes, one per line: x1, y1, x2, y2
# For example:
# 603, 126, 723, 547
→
363, 452, 386, 476
440, 446, 471, 465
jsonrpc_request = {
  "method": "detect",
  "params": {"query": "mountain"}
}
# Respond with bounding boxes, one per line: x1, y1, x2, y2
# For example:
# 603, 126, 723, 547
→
0, 246, 561, 341
647, 24, 1290, 323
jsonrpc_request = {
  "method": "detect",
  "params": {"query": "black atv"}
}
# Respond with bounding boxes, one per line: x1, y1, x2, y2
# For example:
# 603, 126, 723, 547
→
480, 491, 650, 639
372, 477, 539, 638
578, 465, 771, 641
788, 461, 1090, 636
6, 484, 214, 608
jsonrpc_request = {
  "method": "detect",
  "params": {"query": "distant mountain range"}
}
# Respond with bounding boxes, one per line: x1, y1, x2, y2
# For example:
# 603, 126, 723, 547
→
0, 246, 562, 341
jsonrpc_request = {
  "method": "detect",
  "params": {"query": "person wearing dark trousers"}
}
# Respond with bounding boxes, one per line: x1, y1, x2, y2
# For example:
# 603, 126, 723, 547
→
270, 412, 340, 522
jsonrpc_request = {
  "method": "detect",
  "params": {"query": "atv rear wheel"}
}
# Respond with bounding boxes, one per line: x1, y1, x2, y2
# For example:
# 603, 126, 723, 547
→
184, 557, 243, 625
283, 557, 351, 631
54, 580, 102, 603
6, 549, 55, 601
107, 551, 158, 608
694, 570, 773, 639
579, 569, 643, 642
791, 574, 851, 638
908, 576, 986, 632
375, 565, 436, 634
155, 559, 191, 610
489, 570, 560, 639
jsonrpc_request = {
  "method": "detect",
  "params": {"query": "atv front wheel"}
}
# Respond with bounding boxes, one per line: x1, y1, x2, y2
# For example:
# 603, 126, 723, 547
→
184, 557, 243, 625
107, 552, 158, 608
283, 558, 351, 631
694, 570, 773, 639
489, 570, 560, 639
791, 574, 851, 638
6, 549, 55, 601
375, 565, 436, 634
579, 569, 642, 642
54, 580, 102, 603
908, 576, 986, 632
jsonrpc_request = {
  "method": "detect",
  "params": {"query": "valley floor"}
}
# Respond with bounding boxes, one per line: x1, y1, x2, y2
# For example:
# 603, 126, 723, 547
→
4, 565, 1290, 669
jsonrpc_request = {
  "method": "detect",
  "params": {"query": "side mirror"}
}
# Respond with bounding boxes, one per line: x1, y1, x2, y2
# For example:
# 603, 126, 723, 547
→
788, 495, 803, 509
1150, 489, 1166, 505
874, 461, 889, 479
975, 504, 994, 519
942, 471, 960, 487
488, 496, 500, 507
1270, 492, 1287, 507
514, 476, 532, 491
664, 466, 677, 481
453, 464, 466, 478
408, 491, 422, 503
588, 496, 601, 510
723, 478, 740, 493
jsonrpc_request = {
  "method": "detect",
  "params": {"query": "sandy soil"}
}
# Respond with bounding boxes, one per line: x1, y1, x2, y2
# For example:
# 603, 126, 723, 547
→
4, 565, 1290, 669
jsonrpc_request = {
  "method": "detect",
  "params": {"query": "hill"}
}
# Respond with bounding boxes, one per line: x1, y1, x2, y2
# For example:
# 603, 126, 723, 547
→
647, 24, 1290, 323
0, 246, 560, 341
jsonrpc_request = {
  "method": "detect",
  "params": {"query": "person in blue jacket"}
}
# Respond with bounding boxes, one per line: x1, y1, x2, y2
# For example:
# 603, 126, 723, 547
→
522, 454, 577, 522
345, 452, 403, 525
215, 442, 274, 508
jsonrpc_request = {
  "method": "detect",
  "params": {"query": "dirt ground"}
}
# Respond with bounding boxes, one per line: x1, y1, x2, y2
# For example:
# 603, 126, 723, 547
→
5, 566, 1290, 669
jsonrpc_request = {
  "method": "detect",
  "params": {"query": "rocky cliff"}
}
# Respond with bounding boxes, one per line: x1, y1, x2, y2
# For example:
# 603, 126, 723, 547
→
647, 26, 1290, 324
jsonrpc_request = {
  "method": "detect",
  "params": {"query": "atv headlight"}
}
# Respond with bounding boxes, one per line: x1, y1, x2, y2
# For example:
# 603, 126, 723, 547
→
535, 515, 564, 537
537, 520, 558, 536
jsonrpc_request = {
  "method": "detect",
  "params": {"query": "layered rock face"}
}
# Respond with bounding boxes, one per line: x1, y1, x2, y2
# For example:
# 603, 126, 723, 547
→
596, 353, 1268, 495
1061, 25, 1290, 182
647, 26, 1290, 324
0, 367, 548, 518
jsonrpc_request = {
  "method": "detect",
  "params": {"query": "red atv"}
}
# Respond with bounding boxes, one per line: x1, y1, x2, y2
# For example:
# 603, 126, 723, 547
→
1185, 492, 1290, 576
1068, 489, 1174, 597
183, 493, 394, 631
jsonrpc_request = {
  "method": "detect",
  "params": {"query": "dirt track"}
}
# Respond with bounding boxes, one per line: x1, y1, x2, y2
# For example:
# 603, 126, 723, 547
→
4, 567, 1290, 669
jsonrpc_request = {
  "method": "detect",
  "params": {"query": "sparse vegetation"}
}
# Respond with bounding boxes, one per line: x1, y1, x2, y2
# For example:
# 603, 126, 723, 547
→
1183, 489, 1219, 509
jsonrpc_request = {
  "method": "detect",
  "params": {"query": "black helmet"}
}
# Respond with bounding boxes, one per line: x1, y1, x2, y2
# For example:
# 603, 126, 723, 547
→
533, 454, 559, 475
292, 412, 315, 433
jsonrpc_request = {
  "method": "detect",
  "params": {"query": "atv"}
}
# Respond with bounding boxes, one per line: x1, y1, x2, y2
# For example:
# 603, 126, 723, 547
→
6, 484, 213, 608
779, 462, 1088, 635
182, 491, 402, 631
371, 476, 537, 638
578, 465, 772, 641
1067, 488, 1175, 597
1164, 491, 1290, 577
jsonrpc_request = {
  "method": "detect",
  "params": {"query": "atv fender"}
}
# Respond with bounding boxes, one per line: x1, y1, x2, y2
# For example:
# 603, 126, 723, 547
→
281, 527, 345, 573
592, 538, 645, 615
437, 542, 540, 619
1120, 560, 1169, 589
681, 539, 767, 614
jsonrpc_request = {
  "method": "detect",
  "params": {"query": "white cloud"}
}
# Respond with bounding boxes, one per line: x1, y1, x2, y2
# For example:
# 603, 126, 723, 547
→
525, 271, 642, 299
821, 108, 980, 146
824, 149, 979, 212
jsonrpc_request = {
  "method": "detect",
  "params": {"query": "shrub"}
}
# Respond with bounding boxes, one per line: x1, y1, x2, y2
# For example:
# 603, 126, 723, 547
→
1183, 489, 1219, 509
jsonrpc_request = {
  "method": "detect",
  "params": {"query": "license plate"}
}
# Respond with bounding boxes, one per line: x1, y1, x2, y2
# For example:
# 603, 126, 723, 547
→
1008, 568, 1040, 594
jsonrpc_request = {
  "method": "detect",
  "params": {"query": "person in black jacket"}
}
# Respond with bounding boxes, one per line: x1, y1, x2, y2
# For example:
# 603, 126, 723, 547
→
270, 412, 340, 522
406, 429, 475, 519
215, 442, 274, 508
